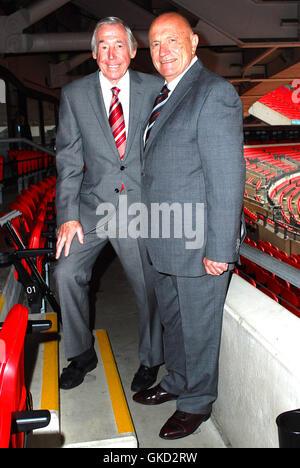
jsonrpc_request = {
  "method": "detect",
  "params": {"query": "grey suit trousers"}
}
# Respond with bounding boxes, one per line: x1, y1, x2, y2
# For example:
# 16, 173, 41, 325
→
54, 213, 163, 366
152, 267, 231, 414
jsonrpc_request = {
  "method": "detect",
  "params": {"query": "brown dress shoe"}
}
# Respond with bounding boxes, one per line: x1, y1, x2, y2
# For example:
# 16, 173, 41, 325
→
133, 384, 178, 405
159, 410, 211, 440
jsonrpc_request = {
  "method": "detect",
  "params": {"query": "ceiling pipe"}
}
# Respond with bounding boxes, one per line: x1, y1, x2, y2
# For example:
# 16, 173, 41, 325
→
22, 32, 92, 53
2, 28, 150, 54
0, 0, 72, 53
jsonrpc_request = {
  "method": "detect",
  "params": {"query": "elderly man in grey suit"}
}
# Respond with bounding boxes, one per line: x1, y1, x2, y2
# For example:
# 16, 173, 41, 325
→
133, 13, 246, 440
54, 17, 163, 391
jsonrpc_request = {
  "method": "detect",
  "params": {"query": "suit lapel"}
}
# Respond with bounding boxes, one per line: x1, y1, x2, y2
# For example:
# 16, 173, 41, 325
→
144, 60, 204, 153
123, 70, 143, 161
87, 71, 120, 159
87, 70, 144, 162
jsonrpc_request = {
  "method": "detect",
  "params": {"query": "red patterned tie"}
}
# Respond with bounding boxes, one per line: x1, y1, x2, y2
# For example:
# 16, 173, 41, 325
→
109, 87, 126, 160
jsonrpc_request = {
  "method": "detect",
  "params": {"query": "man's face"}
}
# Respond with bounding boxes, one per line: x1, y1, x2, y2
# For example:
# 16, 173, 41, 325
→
149, 14, 198, 83
92, 23, 136, 85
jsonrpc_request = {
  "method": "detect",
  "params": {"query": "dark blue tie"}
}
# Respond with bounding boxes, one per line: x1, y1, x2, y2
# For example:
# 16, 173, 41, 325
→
145, 85, 170, 145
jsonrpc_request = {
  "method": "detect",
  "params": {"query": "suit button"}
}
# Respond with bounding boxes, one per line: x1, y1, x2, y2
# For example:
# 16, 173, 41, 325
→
120, 165, 126, 171
115, 188, 119, 193
141, 171, 145, 177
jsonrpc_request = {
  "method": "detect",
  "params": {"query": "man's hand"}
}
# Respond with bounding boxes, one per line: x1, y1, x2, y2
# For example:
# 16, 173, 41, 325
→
55, 220, 84, 259
203, 257, 228, 276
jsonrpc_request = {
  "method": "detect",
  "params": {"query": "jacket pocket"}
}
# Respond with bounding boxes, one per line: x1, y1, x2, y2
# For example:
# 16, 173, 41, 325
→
80, 182, 94, 194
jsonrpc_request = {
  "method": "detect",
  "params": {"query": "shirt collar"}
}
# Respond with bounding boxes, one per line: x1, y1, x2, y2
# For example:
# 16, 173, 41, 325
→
166, 56, 198, 92
99, 69, 130, 94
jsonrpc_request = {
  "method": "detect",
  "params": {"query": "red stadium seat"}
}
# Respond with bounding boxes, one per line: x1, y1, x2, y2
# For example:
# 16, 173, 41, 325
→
267, 277, 282, 296
281, 299, 300, 318
258, 285, 279, 303
234, 268, 257, 287
240, 256, 257, 276
0, 304, 51, 448
0, 305, 28, 448
280, 286, 299, 308
255, 267, 272, 285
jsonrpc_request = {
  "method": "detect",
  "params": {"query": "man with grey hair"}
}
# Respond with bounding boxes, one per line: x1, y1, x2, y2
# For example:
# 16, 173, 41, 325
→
54, 17, 163, 390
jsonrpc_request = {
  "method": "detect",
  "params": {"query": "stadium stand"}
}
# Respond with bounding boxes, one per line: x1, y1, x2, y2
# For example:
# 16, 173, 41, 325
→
243, 143, 300, 234
248, 82, 300, 126
0, 177, 59, 316
237, 236, 300, 318
0, 133, 299, 447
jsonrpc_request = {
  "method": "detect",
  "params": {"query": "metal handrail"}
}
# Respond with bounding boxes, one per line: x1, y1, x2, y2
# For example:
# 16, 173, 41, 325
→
0, 138, 55, 157
240, 243, 300, 289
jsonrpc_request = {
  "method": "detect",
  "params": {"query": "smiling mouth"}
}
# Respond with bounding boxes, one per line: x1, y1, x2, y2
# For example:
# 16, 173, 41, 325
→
160, 59, 177, 64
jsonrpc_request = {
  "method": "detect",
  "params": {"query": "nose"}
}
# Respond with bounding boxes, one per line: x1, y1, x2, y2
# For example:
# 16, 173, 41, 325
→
159, 42, 169, 57
108, 46, 115, 60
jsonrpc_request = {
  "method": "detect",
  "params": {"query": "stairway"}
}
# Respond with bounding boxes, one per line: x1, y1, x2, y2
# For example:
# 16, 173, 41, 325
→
25, 312, 137, 448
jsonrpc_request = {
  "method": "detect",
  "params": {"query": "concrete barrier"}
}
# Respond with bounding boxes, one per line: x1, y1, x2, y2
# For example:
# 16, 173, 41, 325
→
214, 274, 300, 448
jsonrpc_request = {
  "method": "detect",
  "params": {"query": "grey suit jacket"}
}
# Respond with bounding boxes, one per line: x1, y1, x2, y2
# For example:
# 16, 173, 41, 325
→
141, 60, 246, 277
55, 69, 163, 232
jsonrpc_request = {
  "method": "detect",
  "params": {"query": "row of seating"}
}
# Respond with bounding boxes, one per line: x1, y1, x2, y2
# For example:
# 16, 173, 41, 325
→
0, 304, 51, 448
238, 237, 300, 318
3, 149, 55, 195
8, 150, 55, 176
268, 175, 300, 225
9, 177, 56, 231
244, 236, 300, 269
244, 143, 300, 233
256, 84, 300, 122
245, 145, 299, 172
0, 176, 60, 315
0, 173, 59, 447
235, 266, 300, 318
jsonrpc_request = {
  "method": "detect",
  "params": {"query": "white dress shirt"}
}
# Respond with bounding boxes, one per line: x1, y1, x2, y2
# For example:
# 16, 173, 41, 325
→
166, 56, 198, 95
144, 57, 198, 144
99, 71, 130, 134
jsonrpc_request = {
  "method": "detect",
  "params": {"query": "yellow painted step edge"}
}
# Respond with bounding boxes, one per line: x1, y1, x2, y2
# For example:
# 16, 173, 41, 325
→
40, 313, 59, 413
95, 329, 135, 435
0, 295, 5, 317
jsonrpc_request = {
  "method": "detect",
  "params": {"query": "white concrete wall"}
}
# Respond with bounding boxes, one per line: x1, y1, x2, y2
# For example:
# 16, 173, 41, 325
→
213, 274, 300, 448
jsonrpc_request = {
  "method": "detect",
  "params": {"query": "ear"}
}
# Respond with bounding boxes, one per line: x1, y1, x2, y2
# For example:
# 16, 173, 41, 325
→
130, 48, 137, 60
92, 51, 97, 60
192, 33, 199, 53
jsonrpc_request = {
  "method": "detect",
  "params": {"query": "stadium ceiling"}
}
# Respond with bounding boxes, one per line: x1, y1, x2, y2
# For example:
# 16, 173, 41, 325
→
1, 0, 300, 116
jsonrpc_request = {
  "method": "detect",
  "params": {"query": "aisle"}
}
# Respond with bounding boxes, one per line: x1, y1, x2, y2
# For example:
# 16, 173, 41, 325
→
91, 243, 227, 449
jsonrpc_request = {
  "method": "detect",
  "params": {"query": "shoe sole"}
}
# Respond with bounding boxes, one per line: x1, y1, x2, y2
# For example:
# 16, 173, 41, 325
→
133, 395, 178, 405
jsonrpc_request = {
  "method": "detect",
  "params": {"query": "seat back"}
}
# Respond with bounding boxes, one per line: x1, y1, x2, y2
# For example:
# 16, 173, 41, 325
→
0, 304, 28, 448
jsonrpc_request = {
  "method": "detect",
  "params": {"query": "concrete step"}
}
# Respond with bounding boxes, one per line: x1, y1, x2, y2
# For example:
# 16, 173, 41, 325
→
26, 312, 60, 448
60, 330, 137, 448
26, 313, 137, 448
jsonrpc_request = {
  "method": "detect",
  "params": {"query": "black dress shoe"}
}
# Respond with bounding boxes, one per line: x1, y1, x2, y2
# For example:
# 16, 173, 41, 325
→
133, 384, 178, 405
131, 364, 160, 392
159, 410, 211, 440
59, 349, 98, 390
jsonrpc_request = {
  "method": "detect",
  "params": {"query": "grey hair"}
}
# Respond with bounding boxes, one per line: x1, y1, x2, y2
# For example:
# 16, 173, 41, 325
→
91, 16, 137, 54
